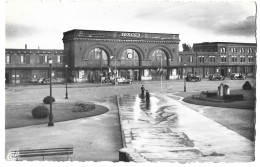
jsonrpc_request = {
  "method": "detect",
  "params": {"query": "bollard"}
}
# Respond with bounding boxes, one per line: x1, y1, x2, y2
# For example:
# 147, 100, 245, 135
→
218, 83, 224, 96
223, 84, 230, 95
226, 87, 230, 95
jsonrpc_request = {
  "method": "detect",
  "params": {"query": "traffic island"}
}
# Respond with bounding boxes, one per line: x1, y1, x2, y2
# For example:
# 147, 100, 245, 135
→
5, 101, 108, 129
183, 83, 255, 109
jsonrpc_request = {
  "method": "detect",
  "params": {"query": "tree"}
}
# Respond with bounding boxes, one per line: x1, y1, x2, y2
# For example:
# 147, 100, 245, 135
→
182, 43, 192, 52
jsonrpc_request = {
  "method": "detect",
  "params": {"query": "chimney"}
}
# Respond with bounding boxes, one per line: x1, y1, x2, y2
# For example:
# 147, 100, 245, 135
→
38, 46, 40, 49
25, 44, 27, 49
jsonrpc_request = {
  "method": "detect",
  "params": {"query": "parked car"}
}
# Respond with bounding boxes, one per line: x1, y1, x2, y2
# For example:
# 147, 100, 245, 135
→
111, 77, 132, 84
185, 74, 201, 82
230, 73, 246, 80
37, 78, 50, 84
209, 74, 225, 80
101, 77, 108, 83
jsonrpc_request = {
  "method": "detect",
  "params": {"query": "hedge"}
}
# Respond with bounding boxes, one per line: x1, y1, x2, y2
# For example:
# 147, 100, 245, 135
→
223, 94, 244, 101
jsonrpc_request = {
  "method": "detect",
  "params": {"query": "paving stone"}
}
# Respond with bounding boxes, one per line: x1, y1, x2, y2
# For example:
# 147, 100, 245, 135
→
117, 94, 254, 163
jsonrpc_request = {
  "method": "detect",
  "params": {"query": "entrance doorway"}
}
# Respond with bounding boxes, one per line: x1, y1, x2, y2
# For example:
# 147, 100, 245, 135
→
5, 73, 10, 84
221, 69, 225, 76
133, 71, 138, 81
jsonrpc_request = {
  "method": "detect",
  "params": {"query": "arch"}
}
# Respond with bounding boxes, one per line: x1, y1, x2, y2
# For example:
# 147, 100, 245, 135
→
116, 45, 145, 67
147, 45, 173, 65
83, 44, 113, 60
117, 45, 145, 61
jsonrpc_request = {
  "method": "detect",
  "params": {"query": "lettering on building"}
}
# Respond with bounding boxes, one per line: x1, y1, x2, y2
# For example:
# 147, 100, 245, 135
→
121, 33, 141, 38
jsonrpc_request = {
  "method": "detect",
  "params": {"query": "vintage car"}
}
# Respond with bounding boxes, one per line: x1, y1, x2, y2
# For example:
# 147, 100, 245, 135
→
230, 73, 246, 80
209, 74, 225, 80
37, 78, 50, 84
111, 77, 132, 84
185, 74, 201, 82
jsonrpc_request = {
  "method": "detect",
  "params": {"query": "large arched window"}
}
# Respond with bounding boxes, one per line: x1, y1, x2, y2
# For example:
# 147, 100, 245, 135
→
88, 48, 108, 66
121, 49, 139, 66
151, 49, 167, 66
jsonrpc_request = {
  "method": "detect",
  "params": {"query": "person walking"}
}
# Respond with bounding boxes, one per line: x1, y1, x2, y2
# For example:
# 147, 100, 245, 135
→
146, 90, 150, 103
141, 85, 145, 97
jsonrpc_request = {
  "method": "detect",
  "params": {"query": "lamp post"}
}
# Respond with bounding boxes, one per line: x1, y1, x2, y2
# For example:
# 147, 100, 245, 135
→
48, 58, 54, 126
110, 56, 116, 90
184, 64, 186, 92
100, 56, 102, 85
65, 64, 68, 99
160, 54, 163, 93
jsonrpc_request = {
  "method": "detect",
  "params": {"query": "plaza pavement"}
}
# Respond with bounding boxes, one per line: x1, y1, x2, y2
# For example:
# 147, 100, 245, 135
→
5, 80, 255, 162
118, 93, 254, 162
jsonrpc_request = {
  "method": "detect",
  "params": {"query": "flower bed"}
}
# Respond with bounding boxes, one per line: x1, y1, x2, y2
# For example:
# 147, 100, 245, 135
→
72, 102, 96, 112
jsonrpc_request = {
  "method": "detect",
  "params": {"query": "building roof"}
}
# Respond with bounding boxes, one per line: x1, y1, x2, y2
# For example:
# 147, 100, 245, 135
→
63, 29, 180, 41
193, 42, 256, 46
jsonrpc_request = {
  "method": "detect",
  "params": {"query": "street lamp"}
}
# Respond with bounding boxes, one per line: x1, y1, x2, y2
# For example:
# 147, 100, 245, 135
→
65, 64, 68, 99
110, 56, 116, 90
184, 64, 186, 92
160, 54, 163, 93
48, 58, 54, 126
100, 56, 102, 85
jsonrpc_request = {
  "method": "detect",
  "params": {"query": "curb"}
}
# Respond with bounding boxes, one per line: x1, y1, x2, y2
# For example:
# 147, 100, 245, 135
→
116, 95, 131, 162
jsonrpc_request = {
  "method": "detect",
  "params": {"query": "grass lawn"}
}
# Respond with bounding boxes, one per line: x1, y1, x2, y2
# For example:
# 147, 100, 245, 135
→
5, 102, 109, 129
178, 89, 255, 109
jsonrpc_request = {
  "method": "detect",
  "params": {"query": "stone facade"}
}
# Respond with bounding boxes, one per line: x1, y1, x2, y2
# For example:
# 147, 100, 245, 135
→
5, 31, 256, 84
5, 47, 66, 84
62, 29, 180, 82
179, 42, 256, 78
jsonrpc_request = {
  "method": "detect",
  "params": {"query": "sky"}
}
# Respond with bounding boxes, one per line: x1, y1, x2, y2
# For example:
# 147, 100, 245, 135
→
4, 0, 257, 51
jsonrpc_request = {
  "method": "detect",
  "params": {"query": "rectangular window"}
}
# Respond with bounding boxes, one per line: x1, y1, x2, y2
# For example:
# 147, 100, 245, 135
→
210, 56, 216, 62
57, 55, 61, 63
231, 56, 237, 62
21, 55, 25, 64
178, 56, 182, 63
221, 55, 227, 63
240, 56, 246, 63
248, 55, 254, 63
44, 55, 48, 63
6, 55, 10, 64
26, 55, 30, 64
220, 47, 226, 53
39, 55, 44, 64
189, 55, 193, 62
199, 56, 205, 63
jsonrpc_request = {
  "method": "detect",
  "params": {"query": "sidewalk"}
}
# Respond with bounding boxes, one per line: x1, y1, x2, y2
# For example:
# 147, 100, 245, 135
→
117, 93, 254, 162
5, 96, 122, 161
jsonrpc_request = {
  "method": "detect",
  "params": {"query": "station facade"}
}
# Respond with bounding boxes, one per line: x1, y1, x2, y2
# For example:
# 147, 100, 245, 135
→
5, 29, 256, 84
63, 29, 180, 83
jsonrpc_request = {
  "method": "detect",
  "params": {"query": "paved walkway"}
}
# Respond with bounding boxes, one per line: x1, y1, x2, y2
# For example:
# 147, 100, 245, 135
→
5, 97, 122, 161
118, 93, 254, 162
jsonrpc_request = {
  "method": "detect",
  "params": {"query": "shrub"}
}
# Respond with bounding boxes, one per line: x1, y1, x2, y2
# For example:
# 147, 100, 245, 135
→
207, 92, 218, 98
223, 94, 244, 101
32, 106, 49, 119
72, 102, 95, 112
243, 81, 252, 90
43, 96, 55, 104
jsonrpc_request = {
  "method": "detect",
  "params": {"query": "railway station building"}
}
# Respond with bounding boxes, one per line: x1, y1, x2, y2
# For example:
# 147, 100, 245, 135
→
5, 29, 256, 84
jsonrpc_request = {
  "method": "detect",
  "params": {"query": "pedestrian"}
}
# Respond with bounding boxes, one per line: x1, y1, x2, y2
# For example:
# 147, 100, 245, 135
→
146, 90, 150, 103
141, 85, 145, 97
